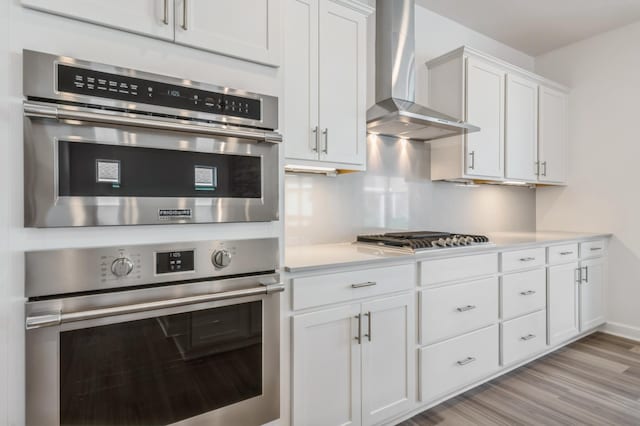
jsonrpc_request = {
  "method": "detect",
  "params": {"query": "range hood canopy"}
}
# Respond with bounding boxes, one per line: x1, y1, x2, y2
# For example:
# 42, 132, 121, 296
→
367, 0, 480, 141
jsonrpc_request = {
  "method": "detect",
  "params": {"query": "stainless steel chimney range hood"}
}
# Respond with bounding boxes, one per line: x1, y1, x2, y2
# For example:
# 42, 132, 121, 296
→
367, 0, 480, 141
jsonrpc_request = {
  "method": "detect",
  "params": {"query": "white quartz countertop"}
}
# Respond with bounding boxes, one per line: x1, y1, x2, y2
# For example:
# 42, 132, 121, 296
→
284, 231, 611, 273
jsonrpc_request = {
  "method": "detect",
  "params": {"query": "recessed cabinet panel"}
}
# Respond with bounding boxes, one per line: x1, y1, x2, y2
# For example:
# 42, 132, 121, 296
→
465, 58, 505, 179
293, 305, 362, 426
284, 0, 319, 160
318, 0, 366, 165
538, 86, 568, 184
548, 261, 580, 345
506, 75, 538, 181
21, 0, 176, 40
580, 257, 606, 331
174, 0, 281, 66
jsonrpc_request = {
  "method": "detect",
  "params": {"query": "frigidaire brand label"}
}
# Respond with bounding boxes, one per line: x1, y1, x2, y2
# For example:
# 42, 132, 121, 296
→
158, 209, 193, 219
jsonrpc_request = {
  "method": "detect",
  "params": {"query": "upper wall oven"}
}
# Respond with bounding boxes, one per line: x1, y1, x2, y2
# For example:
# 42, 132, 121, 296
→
23, 50, 281, 227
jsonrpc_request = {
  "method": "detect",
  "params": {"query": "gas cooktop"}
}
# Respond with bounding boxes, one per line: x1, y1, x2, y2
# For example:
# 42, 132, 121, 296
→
356, 231, 492, 253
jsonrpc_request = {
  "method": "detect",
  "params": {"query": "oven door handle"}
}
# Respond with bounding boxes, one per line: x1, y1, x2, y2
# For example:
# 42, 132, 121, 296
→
23, 101, 283, 143
25, 282, 284, 330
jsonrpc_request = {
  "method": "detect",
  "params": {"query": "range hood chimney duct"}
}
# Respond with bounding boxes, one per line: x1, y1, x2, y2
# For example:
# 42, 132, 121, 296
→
367, 0, 480, 141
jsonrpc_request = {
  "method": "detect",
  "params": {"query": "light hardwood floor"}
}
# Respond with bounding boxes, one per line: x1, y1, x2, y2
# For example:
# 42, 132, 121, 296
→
401, 332, 640, 426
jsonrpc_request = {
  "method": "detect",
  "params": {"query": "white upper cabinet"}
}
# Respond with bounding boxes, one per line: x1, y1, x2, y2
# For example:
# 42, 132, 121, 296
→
174, 0, 282, 67
465, 58, 505, 179
21, 0, 176, 40
505, 74, 539, 182
21, 0, 282, 66
538, 86, 569, 184
427, 46, 569, 185
284, 0, 372, 171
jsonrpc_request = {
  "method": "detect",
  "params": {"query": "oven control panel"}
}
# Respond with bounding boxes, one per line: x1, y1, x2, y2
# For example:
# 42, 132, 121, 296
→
57, 64, 262, 121
156, 250, 195, 274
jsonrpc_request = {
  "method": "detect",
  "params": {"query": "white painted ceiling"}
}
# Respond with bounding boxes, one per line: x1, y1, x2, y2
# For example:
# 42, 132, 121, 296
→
416, 0, 640, 56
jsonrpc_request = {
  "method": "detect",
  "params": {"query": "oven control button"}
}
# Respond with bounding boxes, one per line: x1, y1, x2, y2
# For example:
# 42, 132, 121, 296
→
111, 257, 134, 278
211, 250, 232, 269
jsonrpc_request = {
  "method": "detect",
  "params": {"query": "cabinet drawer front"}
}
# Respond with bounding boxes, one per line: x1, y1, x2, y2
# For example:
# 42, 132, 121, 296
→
501, 269, 546, 320
292, 264, 415, 310
548, 244, 578, 264
420, 277, 499, 345
501, 248, 546, 272
580, 240, 607, 259
501, 310, 547, 366
420, 325, 499, 403
420, 253, 498, 286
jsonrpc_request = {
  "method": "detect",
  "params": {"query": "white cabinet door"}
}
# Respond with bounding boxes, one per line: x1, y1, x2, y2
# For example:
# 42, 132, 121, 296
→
284, 0, 320, 161
293, 305, 362, 426
174, 0, 281, 66
538, 86, 568, 184
318, 0, 367, 166
548, 262, 580, 345
505, 74, 538, 181
361, 294, 415, 426
465, 58, 505, 179
580, 257, 606, 331
21, 0, 175, 40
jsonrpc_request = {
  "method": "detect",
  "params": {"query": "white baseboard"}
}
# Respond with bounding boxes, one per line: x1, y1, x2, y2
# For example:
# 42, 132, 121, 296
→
602, 322, 640, 342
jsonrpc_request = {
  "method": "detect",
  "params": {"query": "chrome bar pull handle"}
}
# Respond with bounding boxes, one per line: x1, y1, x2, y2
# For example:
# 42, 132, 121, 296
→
355, 314, 362, 344
520, 290, 536, 296
519, 257, 536, 262
469, 151, 475, 170
351, 281, 376, 289
162, 0, 169, 25
322, 128, 328, 154
575, 267, 582, 284
456, 305, 476, 313
457, 356, 476, 366
535, 161, 540, 176
182, 0, 188, 30
311, 126, 319, 152
583, 266, 589, 283
520, 334, 536, 341
541, 161, 547, 177
364, 311, 371, 342
590, 247, 603, 251
560, 251, 574, 256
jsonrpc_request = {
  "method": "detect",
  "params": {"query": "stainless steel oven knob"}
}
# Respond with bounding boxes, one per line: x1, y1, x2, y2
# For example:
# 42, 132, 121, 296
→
111, 257, 134, 278
212, 249, 232, 269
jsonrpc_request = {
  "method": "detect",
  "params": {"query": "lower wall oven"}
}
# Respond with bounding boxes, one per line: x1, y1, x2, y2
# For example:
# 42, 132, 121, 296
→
25, 238, 281, 426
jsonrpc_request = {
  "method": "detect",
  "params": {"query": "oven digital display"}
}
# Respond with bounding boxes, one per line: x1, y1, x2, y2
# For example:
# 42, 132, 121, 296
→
156, 250, 195, 274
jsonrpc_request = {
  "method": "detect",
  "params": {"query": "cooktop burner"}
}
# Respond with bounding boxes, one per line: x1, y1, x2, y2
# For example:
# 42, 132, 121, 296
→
356, 231, 491, 252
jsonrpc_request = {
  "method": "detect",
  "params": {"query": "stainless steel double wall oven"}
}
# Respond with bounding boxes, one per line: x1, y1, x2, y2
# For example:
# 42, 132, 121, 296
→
23, 50, 281, 227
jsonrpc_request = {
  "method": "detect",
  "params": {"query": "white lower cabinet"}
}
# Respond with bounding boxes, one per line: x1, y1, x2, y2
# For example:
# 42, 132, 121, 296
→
501, 269, 546, 320
548, 261, 580, 345
580, 257, 606, 331
419, 325, 500, 403
501, 310, 547, 366
293, 293, 415, 426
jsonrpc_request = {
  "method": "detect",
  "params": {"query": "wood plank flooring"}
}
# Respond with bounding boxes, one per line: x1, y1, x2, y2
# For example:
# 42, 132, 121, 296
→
400, 332, 640, 426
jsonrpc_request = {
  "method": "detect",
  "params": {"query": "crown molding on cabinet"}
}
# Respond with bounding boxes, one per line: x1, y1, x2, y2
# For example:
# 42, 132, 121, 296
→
331, 0, 375, 15
426, 46, 570, 94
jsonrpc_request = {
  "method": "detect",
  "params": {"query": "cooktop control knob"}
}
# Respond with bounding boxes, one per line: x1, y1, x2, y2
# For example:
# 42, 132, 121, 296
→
111, 257, 134, 278
212, 249, 232, 269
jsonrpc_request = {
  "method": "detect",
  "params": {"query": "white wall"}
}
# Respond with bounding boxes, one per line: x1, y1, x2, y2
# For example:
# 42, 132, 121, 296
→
285, 4, 537, 246
535, 20, 640, 338
2, 2, 284, 424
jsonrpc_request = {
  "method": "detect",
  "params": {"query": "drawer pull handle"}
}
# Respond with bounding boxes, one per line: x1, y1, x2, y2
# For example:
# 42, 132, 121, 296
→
351, 281, 377, 289
560, 251, 574, 256
456, 305, 477, 312
364, 311, 372, 342
355, 314, 362, 344
519, 257, 536, 262
590, 247, 603, 251
520, 334, 536, 341
520, 290, 536, 296
457, 357, 477, 366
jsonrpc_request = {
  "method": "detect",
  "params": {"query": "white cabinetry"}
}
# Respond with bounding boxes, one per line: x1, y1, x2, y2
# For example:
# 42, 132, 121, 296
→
538, 86, 569, 184
284, 0, 372, 171
580, 257, 606, 331
292, 266, 415, 426
21, 0, 281, 66
505, 75, 538, 182
427, 46, 569, 185
174, 0, 281, 66
548, 261, 580, 345
21, 0, 175, 40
